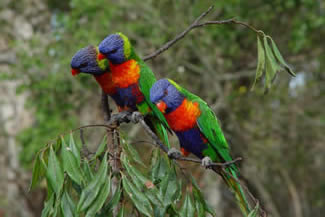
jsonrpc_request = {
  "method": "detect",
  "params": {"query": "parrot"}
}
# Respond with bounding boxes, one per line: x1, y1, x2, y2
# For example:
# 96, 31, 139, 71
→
70, 45, 126, 109
71, 35, 170, 148
149, 79, 251, 216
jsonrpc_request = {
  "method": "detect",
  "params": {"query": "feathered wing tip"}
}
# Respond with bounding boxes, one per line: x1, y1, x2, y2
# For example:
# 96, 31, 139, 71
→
214, 167, 251, 217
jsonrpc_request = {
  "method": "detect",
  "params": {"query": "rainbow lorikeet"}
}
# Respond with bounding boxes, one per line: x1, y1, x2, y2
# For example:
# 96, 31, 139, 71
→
150, 79, 251, 216
70, 45, 127, 108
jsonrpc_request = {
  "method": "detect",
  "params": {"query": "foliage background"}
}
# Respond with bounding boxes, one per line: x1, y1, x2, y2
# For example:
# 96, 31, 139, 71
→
0, 0, 324, 216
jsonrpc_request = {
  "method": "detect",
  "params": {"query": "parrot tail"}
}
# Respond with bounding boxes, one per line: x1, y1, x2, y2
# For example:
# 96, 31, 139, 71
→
213, 167, 251, 217
144, 115, 170, 149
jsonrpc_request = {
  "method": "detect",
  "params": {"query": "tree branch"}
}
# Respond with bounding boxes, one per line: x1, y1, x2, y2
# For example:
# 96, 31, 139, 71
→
143, 5, 262, 61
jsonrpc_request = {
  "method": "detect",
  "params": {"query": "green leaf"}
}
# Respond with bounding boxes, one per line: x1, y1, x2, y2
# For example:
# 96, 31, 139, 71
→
248, 202, 260, 217
85, 174, 111, 217
121, 154, 164, 209
30, 152, 45, 190
77, 152, 108, 212
264, 36, 279, 90
159, 167, 179, 206
61, 137, 84, 185
122, 175, 153, 217
252, 35, 265, 90
82, 160, 94, 182
269, 37, 295, 76
61, 191, 76, 217
41, 194, 55, 217
94, 135, 107, 159
122, 138, 146, 167
179, 193, 195, 217
117, 205, 125, 217
69, 133, 81, 165
46, 146, 64, 195
191, 176, 215, 216
99, 181, 122, 217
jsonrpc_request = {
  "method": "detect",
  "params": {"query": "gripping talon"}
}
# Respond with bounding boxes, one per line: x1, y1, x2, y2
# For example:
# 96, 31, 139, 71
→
201, 156, 213, 168
131, 111, 142, 123
168, 148, 182, 159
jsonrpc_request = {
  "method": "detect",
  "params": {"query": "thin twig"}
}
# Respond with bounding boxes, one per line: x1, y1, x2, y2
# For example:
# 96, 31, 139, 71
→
143, 5, 262, 61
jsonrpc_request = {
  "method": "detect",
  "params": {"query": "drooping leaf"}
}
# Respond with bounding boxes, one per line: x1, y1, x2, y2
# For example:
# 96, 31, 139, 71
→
191, 176, 215, 216
41, 194, 54, 217
122, 175, 153, 217
252, 35, 265, 90
85, 174, 111, 217
248, 202, 260, 217
179, 193, 195, 217
269, 37, 295, 76
159, 167, 179, 206
77, 152, 108, 212
61, 137, 84, 185
61, 191, 76, 217
94, 135, 107, 159
30, 152, 45, 190
264, 36, 279, 90
46, 146, 64, 195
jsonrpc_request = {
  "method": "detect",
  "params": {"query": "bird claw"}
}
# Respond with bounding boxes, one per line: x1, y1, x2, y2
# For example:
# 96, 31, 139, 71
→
168, 148, 182, 159
201, 156, 213, 168
131, 112, 142, 123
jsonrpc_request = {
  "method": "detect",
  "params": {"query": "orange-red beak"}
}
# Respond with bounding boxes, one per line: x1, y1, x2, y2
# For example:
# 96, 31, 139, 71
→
156, 101, 167, 113
98, 52, 106, 60
71, 68, 80, 76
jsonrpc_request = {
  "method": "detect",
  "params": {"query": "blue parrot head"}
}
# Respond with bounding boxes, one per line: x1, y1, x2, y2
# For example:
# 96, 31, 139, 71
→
150, 79, 185, 114
70, 45, 109, 76
98, 33, 132, 65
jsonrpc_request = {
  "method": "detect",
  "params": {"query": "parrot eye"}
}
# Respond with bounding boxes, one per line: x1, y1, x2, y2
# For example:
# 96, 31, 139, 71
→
110, 48, 118, 54
80, 63, 88, 68
163, 89, 168, 96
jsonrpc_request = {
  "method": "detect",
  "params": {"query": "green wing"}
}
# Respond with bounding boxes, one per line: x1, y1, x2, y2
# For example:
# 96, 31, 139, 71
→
136, 59, 171, 148
168, 79, 232, 163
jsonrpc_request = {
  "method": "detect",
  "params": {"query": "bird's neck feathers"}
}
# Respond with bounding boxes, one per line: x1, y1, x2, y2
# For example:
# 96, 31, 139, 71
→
165, 98, 201, 131
110, 59, 141, 88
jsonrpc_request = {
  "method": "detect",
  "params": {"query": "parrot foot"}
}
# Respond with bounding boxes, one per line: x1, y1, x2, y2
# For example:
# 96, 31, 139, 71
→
201, 157, 213, 168
131, 112, 142, 123
168, 148, 182, 159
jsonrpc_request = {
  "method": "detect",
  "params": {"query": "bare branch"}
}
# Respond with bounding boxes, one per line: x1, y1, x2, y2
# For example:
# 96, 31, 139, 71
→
143, 5, 262, 61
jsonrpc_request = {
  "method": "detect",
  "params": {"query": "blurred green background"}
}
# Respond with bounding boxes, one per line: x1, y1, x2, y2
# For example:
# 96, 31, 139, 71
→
0, 0, 324, 216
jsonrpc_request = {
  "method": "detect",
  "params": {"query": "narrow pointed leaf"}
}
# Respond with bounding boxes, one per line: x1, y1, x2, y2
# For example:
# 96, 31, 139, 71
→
46, 146, 64, 195
252, 35, 265, 90
99, 182, 122, 216
85, 174, 111, 217
191, 176, 215, 216
179, 193, 195, 217
82, 161, 94, 182
248, 202, 260, 217
122, 176, 153, 217
41, 194, 55, 217
122, 139, 145, 167
269, 37, 295, 76
30, 152, 45, 190
61, 137, 84, 185
77, 152, 108, 212
61, 191, 76, 217
117, 205, 125, 217
94, 135, 107, 159
69, 134, 81, 164
264, 36, 279, 90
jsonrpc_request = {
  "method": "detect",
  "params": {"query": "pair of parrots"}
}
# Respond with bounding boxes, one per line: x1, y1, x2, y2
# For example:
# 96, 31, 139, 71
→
70, 33, 251, 216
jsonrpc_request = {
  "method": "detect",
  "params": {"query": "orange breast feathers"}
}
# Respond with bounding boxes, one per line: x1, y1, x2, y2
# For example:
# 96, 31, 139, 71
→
165, 99, 201, 131
94, 72, 117, 94
110, 59, 141, 88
